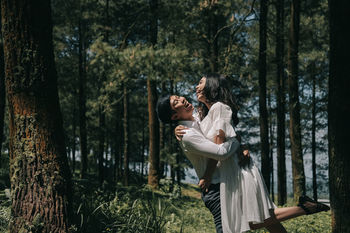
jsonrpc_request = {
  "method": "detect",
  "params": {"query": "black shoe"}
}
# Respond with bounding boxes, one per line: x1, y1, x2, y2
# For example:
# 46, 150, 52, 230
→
298, 195, 330, 215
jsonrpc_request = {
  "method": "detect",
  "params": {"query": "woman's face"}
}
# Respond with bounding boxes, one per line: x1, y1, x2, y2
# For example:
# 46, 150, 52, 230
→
196, 77, 206, 103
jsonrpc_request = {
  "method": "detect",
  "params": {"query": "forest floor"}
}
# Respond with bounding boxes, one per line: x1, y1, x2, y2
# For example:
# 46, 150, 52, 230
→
0, 179, 331, 233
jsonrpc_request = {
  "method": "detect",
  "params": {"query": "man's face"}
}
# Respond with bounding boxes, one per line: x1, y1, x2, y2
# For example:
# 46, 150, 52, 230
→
170, 95, 194, 121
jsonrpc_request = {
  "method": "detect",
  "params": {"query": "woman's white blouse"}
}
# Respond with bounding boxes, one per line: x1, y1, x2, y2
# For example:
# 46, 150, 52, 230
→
200, 102, 237, 140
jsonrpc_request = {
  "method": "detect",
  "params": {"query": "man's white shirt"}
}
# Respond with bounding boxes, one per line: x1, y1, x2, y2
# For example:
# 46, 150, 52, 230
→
178, 113, 240, 184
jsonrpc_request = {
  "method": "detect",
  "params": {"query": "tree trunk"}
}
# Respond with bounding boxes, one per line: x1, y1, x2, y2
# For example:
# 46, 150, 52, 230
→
72, 96, 76, 174
311, 62, 317, 201
287, 0, 305, 202
147, 78, 160, 188
141, 110, 145, 176
98, 105, 105, 184
123, 85, 129, 186
275, 0, 287, 206
268, 92, 274, 202
113, 103, 121, 182
1, 0, 72, 231
258, 0, 270, 191
78, 12, 88, 179
147, 0, 160, 189
159, 82, 166, 178
328, 0, 350, 232
207, 5, 219, 73
0, 27, 5, 156
210, 16, 219, 72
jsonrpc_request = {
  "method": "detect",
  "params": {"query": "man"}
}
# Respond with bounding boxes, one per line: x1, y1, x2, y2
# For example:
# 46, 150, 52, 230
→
157, 95, 240, 233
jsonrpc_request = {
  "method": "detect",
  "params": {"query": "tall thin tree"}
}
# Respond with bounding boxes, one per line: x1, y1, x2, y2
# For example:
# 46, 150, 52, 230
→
1, 0, 72, 231
147, 0, 160, 189
328, 0, 350, 232
311, 62, 317, 201
78, 1, 88, 179
275, 0, 287, 205
0, 22, 5, 156
287, 0, 305, 202
123, 83, 130, 185
258, 0, 270, 191
97, 0, 110, 185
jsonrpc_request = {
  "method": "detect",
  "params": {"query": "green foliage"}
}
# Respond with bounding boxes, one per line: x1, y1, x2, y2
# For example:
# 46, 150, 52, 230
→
0, 189, 10, 233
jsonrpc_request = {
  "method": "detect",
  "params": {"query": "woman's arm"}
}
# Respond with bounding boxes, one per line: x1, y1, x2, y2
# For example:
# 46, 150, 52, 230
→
181, 129, 240, 161
199, 129, 227, 191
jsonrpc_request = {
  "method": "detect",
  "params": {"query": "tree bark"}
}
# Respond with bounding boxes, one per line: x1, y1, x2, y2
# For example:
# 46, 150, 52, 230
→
268, 92, 274, 202
78, 9, 88, 179
147, 0, 160, 189
287, 0, 305, 202
275, 0, 287, 206
113, 102, 122, 182
141, 110, 145, 176
97, 0, 110, 185
123, 85, 129, 186
159, 82, 166, 178
258, 0, 270, 191
71, 96, 76, 174
1, 0, 72, 232
0, 26, 5, 156
147, 78, 160, 188
311, 62, 317, 201
328, 0, 350, 232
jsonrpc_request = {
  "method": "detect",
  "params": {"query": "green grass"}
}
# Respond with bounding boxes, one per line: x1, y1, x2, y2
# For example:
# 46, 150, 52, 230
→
0, 180, 331, 233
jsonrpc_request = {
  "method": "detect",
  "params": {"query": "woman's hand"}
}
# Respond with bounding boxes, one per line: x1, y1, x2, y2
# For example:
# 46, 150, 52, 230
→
174, 125, 188, 141
214, 129, 226, 144
199, 177, 211, 193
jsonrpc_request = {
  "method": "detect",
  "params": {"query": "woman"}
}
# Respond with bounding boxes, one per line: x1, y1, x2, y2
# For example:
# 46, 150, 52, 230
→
176, 73, 329, 233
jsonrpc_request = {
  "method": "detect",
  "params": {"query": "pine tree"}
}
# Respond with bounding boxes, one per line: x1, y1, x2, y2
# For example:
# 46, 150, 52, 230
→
147, 0, 160, 189
78, 0, 88, 179
328, 0, 350, 231
287, 0, 305, 201
0, 25, 5, 156
275, 0, 287, 205
1, 0, 72, 231
259, 0, 270, 191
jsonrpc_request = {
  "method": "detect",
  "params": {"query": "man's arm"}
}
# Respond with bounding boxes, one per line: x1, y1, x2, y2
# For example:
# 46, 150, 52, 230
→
181, 128, 240, 161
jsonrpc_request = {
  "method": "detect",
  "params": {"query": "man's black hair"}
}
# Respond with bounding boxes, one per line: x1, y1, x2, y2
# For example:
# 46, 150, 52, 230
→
156, 94, 173, 124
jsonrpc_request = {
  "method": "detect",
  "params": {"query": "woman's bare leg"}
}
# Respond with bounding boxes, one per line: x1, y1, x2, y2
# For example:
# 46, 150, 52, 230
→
273, 206, 305, 221
249, 207, 304, 231
250, 201, 322, 231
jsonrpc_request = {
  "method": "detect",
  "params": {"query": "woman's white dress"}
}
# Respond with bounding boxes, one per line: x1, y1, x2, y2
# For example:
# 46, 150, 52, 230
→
199, 102, 276, 233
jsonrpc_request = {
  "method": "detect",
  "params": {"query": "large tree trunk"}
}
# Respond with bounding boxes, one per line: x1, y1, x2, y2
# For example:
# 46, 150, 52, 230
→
78, 12, 88, 179
275, 0, 287, 206
328, 0, 350, 232
287, 0, 305, 202
258, 0, 270, 191
311, 62, 317, 201
147, 0, 160, 189
1, 0, 72, 232
123, 85, 129, 186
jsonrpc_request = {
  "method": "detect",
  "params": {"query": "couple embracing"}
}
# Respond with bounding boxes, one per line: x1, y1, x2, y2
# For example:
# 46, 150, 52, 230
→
157, 74, 329, 233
